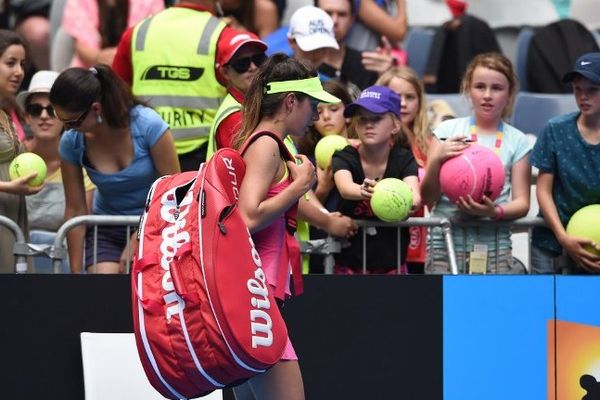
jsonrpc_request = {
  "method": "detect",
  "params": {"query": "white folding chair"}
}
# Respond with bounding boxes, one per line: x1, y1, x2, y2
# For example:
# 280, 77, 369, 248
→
80, 332, 223, 400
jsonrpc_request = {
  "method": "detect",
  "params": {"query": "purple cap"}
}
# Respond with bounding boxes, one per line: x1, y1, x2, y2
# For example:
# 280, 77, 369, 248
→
563, 52, 600, 85
343, 86, 401, 118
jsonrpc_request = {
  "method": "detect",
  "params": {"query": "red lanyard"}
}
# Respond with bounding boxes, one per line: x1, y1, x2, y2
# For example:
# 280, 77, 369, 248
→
469, 118, 504, 155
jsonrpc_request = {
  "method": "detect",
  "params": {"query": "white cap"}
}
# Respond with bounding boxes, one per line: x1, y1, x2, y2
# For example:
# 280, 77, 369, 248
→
287, 6, 339, 52
16, 70, 59, 111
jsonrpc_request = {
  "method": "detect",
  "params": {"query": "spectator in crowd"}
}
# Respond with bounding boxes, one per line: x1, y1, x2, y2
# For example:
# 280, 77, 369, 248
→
287, 5, 339, 70
62, 0, 164, 68
293, 78, 356, 273
219, 0, 280, 38
376, 66, 432, 273
344, 0, 408, 53
332, 85, 420, 274
530, 52, 600, 274
0, 30, 27, 143
11, 0, 50, 72
0, 29, 42, 273
231, 53, 339, 400
50, 64, 179, 274
16, 70, 95, 273
112, 0, 240, 171
316, 0, 395, 90
421, 52, 531, 274
295, 79, 354, 205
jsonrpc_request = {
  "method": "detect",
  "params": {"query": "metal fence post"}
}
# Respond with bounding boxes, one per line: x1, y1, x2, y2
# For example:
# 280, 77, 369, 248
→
0, 215, 28, 273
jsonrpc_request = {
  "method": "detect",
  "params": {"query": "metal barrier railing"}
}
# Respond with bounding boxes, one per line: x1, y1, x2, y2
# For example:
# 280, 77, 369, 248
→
448, 216, 546, 273
10, 214, 547, 275
0, 215, 28, 273
353, 217, 458, 274
52, 215, 139, 274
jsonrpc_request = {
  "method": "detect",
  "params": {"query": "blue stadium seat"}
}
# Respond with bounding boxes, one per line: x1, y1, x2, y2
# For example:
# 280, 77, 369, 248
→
511, 92, 577, 136
404, 28, 436, 78
426, 93, 472, 118
515, 27, 534, 91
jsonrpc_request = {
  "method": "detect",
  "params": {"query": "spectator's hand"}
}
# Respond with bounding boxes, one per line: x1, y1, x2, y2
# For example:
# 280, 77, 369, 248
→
96, 47, 117, 65
456, 195, 497, 218
361, 36, 395, 75
317, 165, 335, 193
287, 154, 316, 196
325, 212, 358, 238
3, 173, 44, 195
119, 233, 138, 274
359, 177, 377, 199
430, 136, 470, 164
559, 235, 600, 273
409, 192, 422, 215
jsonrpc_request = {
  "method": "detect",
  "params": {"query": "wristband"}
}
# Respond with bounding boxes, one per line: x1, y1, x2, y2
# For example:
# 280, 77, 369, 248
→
493, 204, 505, 221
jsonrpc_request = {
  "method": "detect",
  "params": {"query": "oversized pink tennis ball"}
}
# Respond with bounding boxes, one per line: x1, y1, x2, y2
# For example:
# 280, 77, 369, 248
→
314, 134, 348, 169
370, 178, 413, 222
9, 152, 47, 187
566, 204, 600, 256
439, 144, 505, 203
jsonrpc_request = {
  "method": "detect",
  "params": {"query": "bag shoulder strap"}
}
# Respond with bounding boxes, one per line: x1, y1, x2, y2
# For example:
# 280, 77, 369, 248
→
239, 131, 294, 162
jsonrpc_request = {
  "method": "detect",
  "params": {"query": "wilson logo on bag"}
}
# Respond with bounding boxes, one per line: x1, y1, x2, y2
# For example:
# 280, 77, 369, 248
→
131, 144, 289, 399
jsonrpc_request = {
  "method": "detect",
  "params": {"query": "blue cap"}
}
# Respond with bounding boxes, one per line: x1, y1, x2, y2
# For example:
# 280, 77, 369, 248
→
343, 86, 401, 118
563, 52, 600, 84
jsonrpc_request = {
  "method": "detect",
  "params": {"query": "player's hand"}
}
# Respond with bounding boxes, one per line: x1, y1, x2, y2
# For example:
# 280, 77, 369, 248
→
287, 154, 316, 196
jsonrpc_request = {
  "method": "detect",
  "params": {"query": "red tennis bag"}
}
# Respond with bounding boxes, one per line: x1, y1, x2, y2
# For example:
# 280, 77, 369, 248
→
132, 145, 288, 399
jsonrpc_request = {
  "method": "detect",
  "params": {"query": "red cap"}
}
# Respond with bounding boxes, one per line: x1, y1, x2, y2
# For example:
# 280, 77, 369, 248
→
217, 30, 268, 68
446, 0, 467, 18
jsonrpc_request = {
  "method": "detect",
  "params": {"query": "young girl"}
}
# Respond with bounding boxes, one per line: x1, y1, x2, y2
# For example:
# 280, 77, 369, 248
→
232, 54, 340, 399
295, 79, 354, 205
530, 52, 600, 274
376, 66, 433, 273
421, 52, 531, 274
332, 85, 421, 274
50, 64, 179, 274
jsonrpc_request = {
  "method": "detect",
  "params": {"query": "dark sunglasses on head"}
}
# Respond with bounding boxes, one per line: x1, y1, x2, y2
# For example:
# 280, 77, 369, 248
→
26, 103, 56, 118
59, 108, 91, 129
228, 53, 267, 73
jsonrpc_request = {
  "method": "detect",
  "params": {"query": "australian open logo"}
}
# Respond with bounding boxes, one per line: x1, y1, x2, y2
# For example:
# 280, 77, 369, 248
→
308, 19, 331, 36
141, 65, 204, 81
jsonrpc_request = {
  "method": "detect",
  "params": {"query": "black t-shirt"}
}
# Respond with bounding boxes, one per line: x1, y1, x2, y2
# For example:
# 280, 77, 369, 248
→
331, 143, 418, 270
319, 46, 379, 90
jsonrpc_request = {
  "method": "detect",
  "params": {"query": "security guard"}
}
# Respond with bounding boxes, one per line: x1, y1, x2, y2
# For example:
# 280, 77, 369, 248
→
113, 0, 237, 171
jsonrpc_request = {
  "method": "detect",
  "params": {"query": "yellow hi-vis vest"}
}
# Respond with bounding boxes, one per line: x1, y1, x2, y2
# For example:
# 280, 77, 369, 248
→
206, 93, 242, 160
131, 8, 227, 155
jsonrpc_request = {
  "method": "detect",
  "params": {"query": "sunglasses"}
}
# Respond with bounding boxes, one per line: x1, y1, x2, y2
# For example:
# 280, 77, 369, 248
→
26, 103, 56, 118
59, 108, 91, 129
228, 53, 267, 74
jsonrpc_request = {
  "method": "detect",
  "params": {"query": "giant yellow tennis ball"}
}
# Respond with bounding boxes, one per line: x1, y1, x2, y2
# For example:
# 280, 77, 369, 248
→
314, 134, 348, 169
566, 204, 600, 256
9, 152, 47, 187
370, 178, 413, 222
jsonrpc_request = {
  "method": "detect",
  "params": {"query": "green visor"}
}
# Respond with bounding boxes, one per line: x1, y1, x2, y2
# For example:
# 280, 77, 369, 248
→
264, 77, 341, 104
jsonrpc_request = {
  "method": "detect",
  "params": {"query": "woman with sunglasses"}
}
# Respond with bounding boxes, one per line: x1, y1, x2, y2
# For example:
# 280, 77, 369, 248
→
16, 70, 96, 273
49, 64, 180, 274
207, 30, 269, 158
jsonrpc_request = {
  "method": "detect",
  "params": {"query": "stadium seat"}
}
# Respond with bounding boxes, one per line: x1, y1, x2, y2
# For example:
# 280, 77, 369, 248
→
426, 93, 472, 118
404, 28, 436, 78
511, 92, 577, 136
514, 27, 534, 91
80, 332, 223, 400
